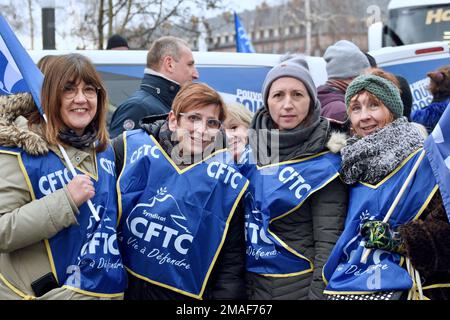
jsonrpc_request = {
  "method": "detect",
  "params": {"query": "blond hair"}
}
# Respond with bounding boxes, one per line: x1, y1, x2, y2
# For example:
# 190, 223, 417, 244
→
225, 103, 253, 127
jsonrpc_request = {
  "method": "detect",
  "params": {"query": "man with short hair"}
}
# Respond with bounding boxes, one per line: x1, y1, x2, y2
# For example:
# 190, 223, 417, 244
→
109, 36, 199, 138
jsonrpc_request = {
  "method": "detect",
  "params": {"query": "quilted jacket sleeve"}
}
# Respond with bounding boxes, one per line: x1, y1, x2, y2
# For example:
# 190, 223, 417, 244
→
308, 177, 348, 300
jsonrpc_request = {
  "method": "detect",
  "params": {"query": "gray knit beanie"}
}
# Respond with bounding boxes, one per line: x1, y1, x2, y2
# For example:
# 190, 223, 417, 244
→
324, 40, 370, 79
262, 56, 317, 107
345, 74, 404, 119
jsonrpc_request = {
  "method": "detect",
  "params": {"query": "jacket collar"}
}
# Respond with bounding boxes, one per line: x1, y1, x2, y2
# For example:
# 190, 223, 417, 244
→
144, 68, 180, 85
140, 73, 181, 107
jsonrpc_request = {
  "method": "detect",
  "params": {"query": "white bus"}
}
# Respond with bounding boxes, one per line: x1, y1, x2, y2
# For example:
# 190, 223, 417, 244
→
28, 50, 327, 112
370, 41, 450, 112
369, 0, 450, 51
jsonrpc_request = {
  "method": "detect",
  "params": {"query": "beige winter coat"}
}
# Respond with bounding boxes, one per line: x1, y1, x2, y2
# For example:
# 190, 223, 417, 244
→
0, 93, 122, 300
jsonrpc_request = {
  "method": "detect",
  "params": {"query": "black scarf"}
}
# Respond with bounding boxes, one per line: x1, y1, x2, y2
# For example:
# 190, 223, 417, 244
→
58, 123, 98, 149
340, 117, 425, 185
141, 120, 227, 168
249, 101, 329, 165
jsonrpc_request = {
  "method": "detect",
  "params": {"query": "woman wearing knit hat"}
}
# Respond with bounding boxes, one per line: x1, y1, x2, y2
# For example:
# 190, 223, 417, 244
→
241, 56, 348, 300
323, 74, 450, 300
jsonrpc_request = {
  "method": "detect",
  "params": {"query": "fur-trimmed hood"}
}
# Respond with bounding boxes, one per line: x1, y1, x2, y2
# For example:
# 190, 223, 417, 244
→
326, 131, 347, 154
0, 92, 49, 155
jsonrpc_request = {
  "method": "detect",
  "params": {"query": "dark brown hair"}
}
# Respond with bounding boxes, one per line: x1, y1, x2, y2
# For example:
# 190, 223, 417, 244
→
29, 53, 109, 152
427, 66, 450, 100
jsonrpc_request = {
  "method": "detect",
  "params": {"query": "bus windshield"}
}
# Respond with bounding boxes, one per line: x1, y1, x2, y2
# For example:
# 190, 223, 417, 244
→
384, 4, 450, 46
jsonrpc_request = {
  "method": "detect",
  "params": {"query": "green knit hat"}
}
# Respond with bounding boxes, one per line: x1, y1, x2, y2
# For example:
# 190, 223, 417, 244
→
345, 74, 404, 118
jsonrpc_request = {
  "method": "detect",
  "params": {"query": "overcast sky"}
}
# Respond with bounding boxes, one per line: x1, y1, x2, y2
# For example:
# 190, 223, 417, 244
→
209, 0, 280, 16
2, 0, 281, 50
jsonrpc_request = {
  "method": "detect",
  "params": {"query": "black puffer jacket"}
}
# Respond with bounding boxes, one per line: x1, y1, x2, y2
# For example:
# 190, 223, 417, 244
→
246, 108, 348, 300
113, 115, 246, 300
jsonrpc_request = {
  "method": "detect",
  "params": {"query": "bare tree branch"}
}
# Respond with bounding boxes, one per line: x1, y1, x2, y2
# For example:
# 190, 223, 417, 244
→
98, 0, 105, 49
118, 0, 133, 34
108, 0, 113, 36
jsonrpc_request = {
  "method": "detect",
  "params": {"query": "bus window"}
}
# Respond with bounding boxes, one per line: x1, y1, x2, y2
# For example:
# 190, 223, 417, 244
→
385, 4, 450, 46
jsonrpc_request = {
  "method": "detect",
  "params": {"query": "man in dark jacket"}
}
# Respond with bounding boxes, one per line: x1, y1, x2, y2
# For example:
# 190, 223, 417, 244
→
109, 36, 199, 138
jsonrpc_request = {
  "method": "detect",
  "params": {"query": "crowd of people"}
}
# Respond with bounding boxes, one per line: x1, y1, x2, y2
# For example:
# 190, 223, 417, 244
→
0, 35, 449, 300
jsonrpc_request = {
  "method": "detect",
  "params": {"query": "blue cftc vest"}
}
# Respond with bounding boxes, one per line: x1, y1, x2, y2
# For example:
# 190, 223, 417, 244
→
117, 130, 249, 299
239, 147, 341, 276
0, 145, 127, 298
323, 149, 438, 295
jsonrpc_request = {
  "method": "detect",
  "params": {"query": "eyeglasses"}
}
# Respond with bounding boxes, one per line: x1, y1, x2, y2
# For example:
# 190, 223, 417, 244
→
62, 84, 99, 99
179, 112, 222, 130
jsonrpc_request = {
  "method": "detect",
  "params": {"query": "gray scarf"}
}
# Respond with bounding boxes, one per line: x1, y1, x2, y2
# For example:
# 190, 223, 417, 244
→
249, 101, 329, 164
340, 117, 424, 185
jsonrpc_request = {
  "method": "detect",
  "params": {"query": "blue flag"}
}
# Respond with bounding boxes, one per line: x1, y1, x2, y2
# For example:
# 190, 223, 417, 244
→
0, 14, 44, 114
234, 12, 255, 53
424, 102, 450, 221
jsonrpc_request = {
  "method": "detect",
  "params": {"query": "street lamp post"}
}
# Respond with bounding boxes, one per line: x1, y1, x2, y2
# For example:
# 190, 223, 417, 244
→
42, 0, 55, 49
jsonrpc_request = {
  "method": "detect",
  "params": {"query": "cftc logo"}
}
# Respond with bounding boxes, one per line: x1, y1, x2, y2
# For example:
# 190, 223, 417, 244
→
0, 37, 27, 95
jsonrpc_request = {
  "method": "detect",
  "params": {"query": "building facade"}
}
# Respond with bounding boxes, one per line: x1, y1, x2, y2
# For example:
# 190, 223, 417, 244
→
199, 0, 389, 56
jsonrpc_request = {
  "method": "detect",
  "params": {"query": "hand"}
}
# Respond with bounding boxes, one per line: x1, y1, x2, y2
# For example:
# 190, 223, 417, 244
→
360, 220, 405, 254
67, 174, 95, 207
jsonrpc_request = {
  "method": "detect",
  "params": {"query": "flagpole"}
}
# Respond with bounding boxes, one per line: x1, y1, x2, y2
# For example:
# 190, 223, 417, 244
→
360, 149, 426, 263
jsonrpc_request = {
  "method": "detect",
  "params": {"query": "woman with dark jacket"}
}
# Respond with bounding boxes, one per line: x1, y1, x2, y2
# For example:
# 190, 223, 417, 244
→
113, 82, 247, 300
323, 74, 450, 300
242, 57, 348, 300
